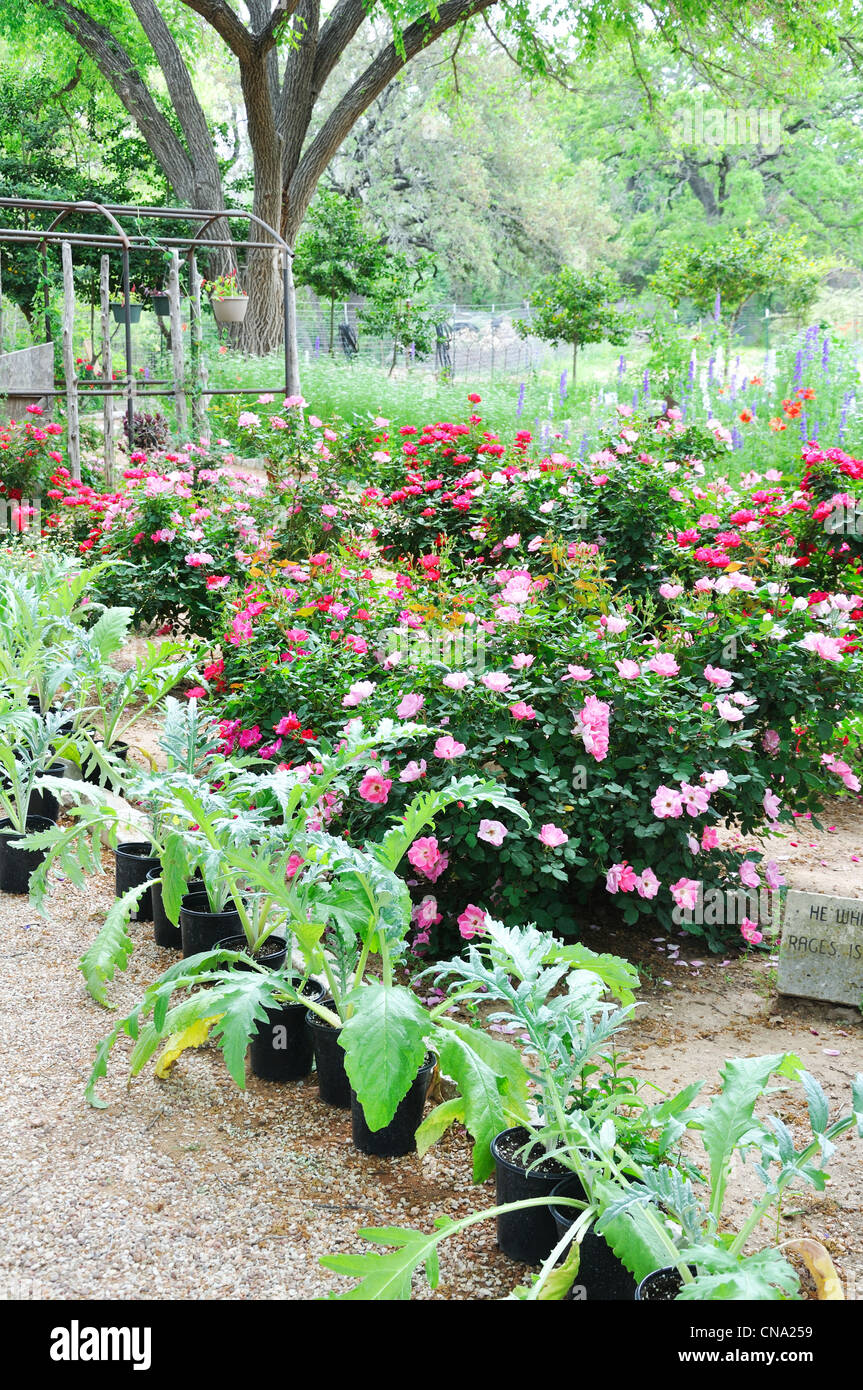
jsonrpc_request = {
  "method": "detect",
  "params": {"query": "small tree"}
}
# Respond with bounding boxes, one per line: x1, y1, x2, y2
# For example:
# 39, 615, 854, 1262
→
293, 193, 383, 356
515, 266, 632, 385
651, 226, 823, 365
359, 254, 446, 376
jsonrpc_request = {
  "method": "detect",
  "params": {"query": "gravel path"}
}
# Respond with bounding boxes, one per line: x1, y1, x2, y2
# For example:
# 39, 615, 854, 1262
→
1, 795, 861, 1301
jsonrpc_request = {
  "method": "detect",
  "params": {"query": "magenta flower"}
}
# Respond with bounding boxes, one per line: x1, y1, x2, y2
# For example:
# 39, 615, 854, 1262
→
358, 770, 392, 804
763, 790, 781, 822
679, 783, 710, 817
407, 836, 449, 882
701, 826, 719, 851
510, 701, 536, 721
740, 918, 763, 946
458, 904, 487, 939
562, 664, 593, 682
538, 823, 568, 848
739, 861, 760, 889
606, 861, 638, 893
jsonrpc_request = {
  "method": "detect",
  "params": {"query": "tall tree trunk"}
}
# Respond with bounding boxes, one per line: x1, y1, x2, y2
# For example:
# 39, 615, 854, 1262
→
238, 49, 286, 357
572, 341, 578, 388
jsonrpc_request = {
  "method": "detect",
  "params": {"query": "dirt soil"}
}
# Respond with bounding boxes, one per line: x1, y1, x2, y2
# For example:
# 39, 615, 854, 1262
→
1, 750, 861, 1300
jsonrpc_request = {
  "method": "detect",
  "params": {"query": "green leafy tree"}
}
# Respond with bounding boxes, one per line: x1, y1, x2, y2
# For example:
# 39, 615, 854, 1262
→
515, 265, 632, 383
293, 192, 383, 355
651, 224, 823, 346
359, 253, 446, 375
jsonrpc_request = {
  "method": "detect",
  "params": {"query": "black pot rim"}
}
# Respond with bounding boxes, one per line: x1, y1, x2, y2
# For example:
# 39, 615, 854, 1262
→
549, 1172, 588, 1226
490, 1125, 566, 1177
0, 813, 55, 835
214, 932, 288, 961
115, 841, 157, 859
179, 900, 241, 920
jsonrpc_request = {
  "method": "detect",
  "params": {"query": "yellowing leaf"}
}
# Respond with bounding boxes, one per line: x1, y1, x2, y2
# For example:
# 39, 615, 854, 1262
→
782, 1239, 845, 1299
154, 1014, 223, 1078
294, 605, 317, 617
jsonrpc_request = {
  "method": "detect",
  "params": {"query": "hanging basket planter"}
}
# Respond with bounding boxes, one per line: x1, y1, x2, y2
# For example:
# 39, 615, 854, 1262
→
110, 302, 143, 324
151, 293, 171, 317
210, 295, 249, 324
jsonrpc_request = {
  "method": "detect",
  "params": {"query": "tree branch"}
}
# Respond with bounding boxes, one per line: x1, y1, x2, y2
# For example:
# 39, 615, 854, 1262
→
44, 0, 195, 201
288, 0, 498, 235
179, 0, 255, 61
312, 0, 371, 96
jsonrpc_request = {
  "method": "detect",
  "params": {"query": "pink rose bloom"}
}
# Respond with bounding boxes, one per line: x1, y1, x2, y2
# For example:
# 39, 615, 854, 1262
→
539, 823, 568, 848
800, 632, 844, 662
704, 664, 733, 688
238, 725, 261, 748
647, 653, 679, 677
342, 680, 375, 707
562, 664, 593, 682
606, 861, 638, 893
701, 769, 730, 792
205, 575, 231, 590
659, 583, 684, 599
458, 904, 487, 939
635, 867, 660, 899
701, 826, 719, 851
482, 671, 513, 693
396, 692, 425, 718
763, 790, 781, 822
510, 701, 536, 720
503, 533, 521, 549
511, 653, 534, 669
412, 895, 441, 928
615, 659, 641, 679
399, 759, 427, 783
739, 861, 760, 889
185, 551, 214, 567
680, 782, 710, 817
670, 877, 700, 911
762, 729, 780, 755
443, 671, 471, 690
604, 616, 628, 634
434, 735, 466, 760
478, 819, 508, 846
652, 785, 684, 819
716, 699, 744, 722
740, 918, 763, 946
408, 836, 443, 876
358, 770, 392, 804
764, 861, 785, 889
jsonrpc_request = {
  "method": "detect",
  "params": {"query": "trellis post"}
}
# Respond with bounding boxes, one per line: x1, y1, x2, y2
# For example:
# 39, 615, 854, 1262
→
168, 249, 187, 436
99, 255, 115, 485
61, 240, 80, 481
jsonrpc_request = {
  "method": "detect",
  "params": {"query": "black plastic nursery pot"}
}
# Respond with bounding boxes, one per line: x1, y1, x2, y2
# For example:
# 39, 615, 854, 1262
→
0, 815, 54, 894
146, 868, 182, 950
634, 1266, 693, 1301
550, 1175, 638, 1300
350, 1052, 437, 1159
114, 841, 159, 922
26, 762, 65, 824
490, 1126, 571, 1265
214, 933, 289, 973
179, 892, 242, 958
249, 976, 327, 1082
306, 1001, 351, 1108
